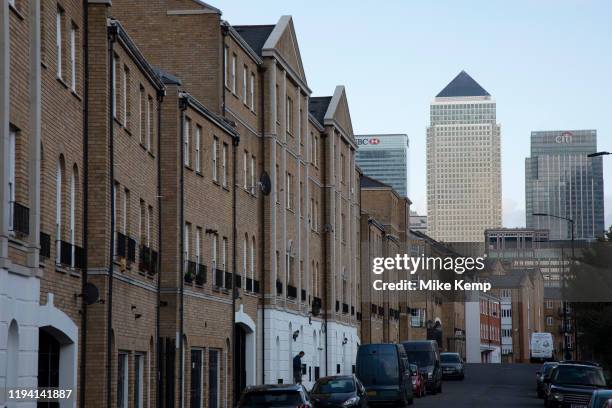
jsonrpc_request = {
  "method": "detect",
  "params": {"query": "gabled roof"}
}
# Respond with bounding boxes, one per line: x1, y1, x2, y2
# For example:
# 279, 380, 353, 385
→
436, 70, 490, 98
233, 25, 275, 56
360, 174, 392, 189
308, 97, 332, 126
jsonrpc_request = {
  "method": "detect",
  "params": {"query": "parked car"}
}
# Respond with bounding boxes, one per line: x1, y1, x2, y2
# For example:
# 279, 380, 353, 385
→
401, 340, 443, 394
409, 363, 426, 398
588, 390, 612, 408
537, 362, 559, 398
544, 363, 608, 408
237, 384, 312, 407
356, 343, 414, 406
309, 375, 368, 408
440, 352, 465, 380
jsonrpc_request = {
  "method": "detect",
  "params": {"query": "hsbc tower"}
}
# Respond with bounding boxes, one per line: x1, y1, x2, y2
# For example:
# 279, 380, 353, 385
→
355, 134, 410, 197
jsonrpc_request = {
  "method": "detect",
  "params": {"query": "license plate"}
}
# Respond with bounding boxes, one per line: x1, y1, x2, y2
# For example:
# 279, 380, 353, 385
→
367, 390, 377, 396
571, 405, 587, 408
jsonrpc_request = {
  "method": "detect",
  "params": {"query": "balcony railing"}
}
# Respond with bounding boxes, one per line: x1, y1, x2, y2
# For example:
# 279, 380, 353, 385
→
214, 268, 224, 287
342, 303, 349, 314
235, 274, 242, 288
195, 264, 206, 285
351, 306, 355, 316
40, 232, 51, 258
301, 289, 306, 302
11, 202, 29, 236
276, 280, 283, 295
335, 301, 340, 312
253, 280, 260, 293
127, 237, 136, 263
224, 272, 232, 290
246, 277, 253, 291
57, 240, 84, 270
378, 306, 384, 317
287, 285, 297, 299
356, 312, 362, 321
184, 261, 197, 283
371, 304, 377, 314
116, 232, 127, 259
138, 245, 158, 275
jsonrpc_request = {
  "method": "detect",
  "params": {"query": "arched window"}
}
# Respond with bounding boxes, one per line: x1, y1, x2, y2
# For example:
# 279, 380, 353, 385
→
250, 236, 255, 282
243, 234, 248, 288
55, 157, 64, 264
70, 166, 77, 268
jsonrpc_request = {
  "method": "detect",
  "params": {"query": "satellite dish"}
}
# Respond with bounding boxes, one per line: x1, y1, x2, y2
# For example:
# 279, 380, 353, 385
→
259, 171, 271, 196
82, 282, 100, 305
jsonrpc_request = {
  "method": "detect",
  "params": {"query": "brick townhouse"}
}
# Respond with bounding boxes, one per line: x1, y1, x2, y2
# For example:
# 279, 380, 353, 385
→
0, 1, 402, 408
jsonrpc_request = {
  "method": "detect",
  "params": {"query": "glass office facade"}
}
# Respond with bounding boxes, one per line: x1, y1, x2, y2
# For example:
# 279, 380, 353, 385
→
355, 134, 409, 197
525, 130, 604, 240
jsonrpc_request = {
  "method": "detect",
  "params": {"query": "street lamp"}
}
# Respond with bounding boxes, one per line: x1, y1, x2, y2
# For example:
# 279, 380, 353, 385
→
532, 212, 574, 360
587, 151, 610, 158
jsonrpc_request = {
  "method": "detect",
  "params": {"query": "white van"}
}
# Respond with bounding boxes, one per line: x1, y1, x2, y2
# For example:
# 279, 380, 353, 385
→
530, 332, 554, 363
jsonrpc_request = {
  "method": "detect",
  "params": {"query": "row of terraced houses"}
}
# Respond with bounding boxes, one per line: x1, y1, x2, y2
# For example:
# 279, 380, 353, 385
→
0, 0, 478, 407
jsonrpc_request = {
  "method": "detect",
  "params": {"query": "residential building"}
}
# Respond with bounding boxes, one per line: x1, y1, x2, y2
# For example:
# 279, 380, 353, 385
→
484, 261, 545, 363
355, 134, 410, 197
360, 175, 411, 343
526, 129, 605, 241
426, 71, 502, 242
465, 292, 501, 363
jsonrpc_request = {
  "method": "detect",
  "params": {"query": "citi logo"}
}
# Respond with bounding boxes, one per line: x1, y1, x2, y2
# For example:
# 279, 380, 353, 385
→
358, 137, 380, 146
555, 131, 573, 144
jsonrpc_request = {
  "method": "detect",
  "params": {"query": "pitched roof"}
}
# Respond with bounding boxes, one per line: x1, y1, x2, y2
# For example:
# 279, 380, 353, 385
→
436, 70, 490, 98
308, 96, 332, 125
360, 174, 392, 189
233, 25, 275, 56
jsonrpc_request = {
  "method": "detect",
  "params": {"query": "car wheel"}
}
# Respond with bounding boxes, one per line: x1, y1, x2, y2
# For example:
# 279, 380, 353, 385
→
438, 382, 443, 393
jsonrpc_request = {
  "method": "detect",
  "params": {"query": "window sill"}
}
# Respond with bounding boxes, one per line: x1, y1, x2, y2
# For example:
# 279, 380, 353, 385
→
148, 150, 155, 159
212, 180, 220, 187
195, 171, 204, 178
222, 186, 230, 192
184, 164, 193, 172
9, 3, 25, 20
71, 89, 83, 101
56, 76, 69, 89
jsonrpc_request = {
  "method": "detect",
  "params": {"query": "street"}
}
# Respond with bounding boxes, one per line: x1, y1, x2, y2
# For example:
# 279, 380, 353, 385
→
412, 363, 541, 407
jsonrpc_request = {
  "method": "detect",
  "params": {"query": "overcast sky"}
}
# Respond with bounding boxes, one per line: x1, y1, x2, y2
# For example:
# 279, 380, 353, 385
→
218, 0, 612, 229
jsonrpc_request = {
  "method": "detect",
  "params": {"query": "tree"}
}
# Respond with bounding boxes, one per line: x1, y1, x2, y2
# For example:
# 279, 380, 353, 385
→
567, 226, 612, 368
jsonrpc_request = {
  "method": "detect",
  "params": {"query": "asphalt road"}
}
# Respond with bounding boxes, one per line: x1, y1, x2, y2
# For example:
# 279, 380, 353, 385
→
411, 363, 542, 407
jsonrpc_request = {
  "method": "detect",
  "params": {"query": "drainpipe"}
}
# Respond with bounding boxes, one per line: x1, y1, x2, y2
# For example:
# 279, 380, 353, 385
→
178, 97, 188, 408
322, 130, 329, 375
106, 24, 117, 408
221, 23, 228, 115
79, 1, 89, 407
258, 63, 266, 384
155, 88, 164, 408
231, 132, 239, 403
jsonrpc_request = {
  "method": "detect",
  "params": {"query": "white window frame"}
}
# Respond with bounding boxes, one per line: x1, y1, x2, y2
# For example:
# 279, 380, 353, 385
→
243, 151, 248, 190
138, 86, 144, 143
117, 352, 128, 408
70, 24, 76, 91
184, 223, 190, 273
250, 73, 255, 110
146, 205, 151, 247
222, 237, 227, 271
231, 53, 237, 94
222, 143, 228, 187
250, 155, 255, 195
223, 46, 228, 87
146, 96, 152, 150
286, 172, 292, 209
250, 236, 255, 282
212, 234, 218, 272
195, 227, 201, 268
56, 8, 63, 79
56, 161, 63, 264
8, 129, 16, 232
286, 96, 293, 134
122, 65, 128, 126
242, 65, 248, 103
183, 117, 190, 167
121, 188, 127, 234
195, 125, 201, 173
212, 137, 218, 182
70, 170, 76, 267
134, 353, 145, 408
243, 235, 248, 286
112, 54, 118, 118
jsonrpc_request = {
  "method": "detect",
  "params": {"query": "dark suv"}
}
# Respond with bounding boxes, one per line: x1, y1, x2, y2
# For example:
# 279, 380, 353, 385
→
237, 384, 312, 407
544, 363, 608, 408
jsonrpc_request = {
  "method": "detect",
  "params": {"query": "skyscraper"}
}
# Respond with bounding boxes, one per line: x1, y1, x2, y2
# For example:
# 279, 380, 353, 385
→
355, 134, 410, 197
426, 71, 502, 242
525, 130, 604, 240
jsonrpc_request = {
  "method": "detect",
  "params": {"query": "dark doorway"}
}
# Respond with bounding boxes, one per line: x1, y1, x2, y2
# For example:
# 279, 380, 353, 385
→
190, 349, 203, 408
38, 329, 60, 408
234, 324, 247, 404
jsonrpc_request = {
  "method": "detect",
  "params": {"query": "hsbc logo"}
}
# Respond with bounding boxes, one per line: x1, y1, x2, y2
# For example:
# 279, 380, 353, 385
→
357, 137, 380, 146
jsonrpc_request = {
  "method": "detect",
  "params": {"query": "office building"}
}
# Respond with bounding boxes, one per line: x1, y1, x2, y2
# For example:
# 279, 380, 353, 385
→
356, 134, 410, 197
426, 71, 502, 242
525, 130, 605, 240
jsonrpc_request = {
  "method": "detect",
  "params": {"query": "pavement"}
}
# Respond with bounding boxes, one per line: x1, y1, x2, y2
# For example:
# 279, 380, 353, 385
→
410, 363, 542, 407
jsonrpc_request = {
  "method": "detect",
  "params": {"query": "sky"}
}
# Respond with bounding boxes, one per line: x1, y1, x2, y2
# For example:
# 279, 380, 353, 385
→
218, 0, 612, 229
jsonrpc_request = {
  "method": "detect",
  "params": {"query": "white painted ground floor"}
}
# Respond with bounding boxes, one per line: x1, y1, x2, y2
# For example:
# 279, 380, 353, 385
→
0, 266, 78, 408
257, 307, 360, 389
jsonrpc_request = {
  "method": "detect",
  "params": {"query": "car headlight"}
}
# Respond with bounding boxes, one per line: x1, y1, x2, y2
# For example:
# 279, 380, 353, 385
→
551, 392, 564, 401
428, 372, 433, 379
342, 396, 360, 407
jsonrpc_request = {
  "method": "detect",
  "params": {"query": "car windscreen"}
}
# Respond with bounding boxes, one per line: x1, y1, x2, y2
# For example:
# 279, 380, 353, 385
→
357, 347, 399, 386
240, 390, 303, 407
440, 354, 460, 363
543, 364, 557, 376
406, 350, 435, 367
552, 366, 606, 387
312, 378, 355, 394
